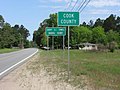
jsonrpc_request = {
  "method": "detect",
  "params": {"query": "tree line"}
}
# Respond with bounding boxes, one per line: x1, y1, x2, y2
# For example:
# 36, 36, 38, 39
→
33, 14, 120, 52
0, 15, 31, 49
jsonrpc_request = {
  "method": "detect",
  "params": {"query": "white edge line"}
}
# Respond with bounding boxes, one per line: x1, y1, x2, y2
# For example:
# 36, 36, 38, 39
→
0, 49, 39, 76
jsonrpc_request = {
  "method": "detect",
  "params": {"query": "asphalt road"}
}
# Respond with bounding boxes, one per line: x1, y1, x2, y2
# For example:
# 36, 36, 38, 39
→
0, 48, 38, 79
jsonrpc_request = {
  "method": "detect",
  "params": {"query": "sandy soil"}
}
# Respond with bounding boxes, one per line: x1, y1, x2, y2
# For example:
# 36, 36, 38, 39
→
0, 53, 81, 90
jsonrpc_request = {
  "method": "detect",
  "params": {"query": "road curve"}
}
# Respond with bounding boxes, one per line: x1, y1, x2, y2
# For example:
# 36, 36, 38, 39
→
0, 48, 38, 79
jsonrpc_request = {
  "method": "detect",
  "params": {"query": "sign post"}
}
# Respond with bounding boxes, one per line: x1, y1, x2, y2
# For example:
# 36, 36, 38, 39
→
47, 36, 49, 50
58, 12, 79, 80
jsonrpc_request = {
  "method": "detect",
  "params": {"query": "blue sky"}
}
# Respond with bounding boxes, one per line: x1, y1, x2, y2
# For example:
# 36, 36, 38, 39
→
0, 0, 120, 40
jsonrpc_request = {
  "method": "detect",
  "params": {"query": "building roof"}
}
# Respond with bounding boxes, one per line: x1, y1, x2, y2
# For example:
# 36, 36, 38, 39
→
77, 43, 96, 46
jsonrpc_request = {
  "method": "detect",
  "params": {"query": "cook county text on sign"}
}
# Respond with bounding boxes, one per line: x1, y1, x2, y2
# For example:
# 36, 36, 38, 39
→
46, 27, 66, 36
58, 12, 79, 26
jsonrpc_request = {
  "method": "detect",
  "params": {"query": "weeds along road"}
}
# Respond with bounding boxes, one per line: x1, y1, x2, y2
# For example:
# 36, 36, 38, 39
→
0, 48, 38, 79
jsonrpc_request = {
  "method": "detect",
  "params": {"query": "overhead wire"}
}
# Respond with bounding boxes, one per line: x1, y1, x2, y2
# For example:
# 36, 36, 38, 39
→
77, 0, 87, 12
64, 1, 70, 10
64, 0, 73, 11
64, 0, 91, 13
79, 0, 91, 12
71, 0, 79, 11
75, 0, 84, 11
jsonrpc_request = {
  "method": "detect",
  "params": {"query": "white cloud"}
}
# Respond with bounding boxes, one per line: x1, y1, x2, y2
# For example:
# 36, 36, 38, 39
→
50, 0, 70, 2
88, 9, 119, 15
51, 0, 63, 2
89, 0, 120, 7
38, 0, 68, 3
38, 5, 64, 9
90, 9, 111, 14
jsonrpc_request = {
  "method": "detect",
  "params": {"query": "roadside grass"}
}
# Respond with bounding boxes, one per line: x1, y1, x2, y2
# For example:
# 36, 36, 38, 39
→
38, 49, 120, 90
0, 48, 20, 54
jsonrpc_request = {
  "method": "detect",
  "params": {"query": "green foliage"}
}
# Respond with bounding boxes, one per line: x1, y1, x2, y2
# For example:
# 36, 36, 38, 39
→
106, 30, 120, 51
33, 13, 58, 47
0, 48, 19, 54
0, 15, 4, 28
92, 26, 107, 44
71, 26, 92, 45
103, 14, 116, 32
94, 18, 104, 27
0, 15, 30, 49
79, 26, 92, 43
33, 13, 120, 51
41, 32, 47, 46
107, 30, 119, 43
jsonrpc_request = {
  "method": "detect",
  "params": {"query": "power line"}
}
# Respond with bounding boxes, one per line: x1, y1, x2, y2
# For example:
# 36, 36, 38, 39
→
77, 0, 87, 12
75, 0, 84, 11
64, 1, 70, 10
79, 0, 91, 12
71, 0, 79, 11
64, 0, 90, 12
64, 0, 73, 11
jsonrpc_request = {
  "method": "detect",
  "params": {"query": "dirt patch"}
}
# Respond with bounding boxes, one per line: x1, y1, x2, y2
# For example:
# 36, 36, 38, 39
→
0, 52, 83, 90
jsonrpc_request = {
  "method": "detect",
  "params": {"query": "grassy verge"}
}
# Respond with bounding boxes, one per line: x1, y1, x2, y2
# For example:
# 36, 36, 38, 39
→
38, 50, 120, 90
0, 48, 20, 54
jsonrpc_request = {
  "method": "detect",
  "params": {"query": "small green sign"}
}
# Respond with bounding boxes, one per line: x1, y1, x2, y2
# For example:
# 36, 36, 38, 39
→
58, 12, 79, 26
46, 27, 66, 36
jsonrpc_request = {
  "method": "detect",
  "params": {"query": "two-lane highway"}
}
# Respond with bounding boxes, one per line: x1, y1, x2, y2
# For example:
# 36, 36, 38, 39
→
0, 48, 38, 79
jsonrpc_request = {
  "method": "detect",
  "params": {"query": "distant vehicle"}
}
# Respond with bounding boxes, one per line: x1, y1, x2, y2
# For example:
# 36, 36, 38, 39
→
42, 46, 50, 50
78, 43, 98, 50
65, 46, 71, 49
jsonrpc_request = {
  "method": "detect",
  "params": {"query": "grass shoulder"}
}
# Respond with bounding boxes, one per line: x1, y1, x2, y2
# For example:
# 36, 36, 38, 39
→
0, 48, 20, 54
38, 49, 120, 90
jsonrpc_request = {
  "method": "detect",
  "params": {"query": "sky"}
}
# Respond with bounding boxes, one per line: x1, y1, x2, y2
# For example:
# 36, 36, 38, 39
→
0, 0, 120, 40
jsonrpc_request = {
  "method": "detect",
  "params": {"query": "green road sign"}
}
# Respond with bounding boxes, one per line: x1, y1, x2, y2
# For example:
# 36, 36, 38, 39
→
58, 12, 79, 26
46, 27, 66, 36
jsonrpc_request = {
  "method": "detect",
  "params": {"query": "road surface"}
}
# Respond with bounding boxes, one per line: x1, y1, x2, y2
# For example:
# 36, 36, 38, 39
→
0, 48, 38, 79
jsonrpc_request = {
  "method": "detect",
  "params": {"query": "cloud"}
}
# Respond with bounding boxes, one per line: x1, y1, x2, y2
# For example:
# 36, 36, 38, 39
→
49, 0, 70, 3
89, 0, 120, 7
38, 0, 65, 3
90, 10, 112, 14
51, 0, 63, 2
38, 5, 64, 9
88, 9, 119, 15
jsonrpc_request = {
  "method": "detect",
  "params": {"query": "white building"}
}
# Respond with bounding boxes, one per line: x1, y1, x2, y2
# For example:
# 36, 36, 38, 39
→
78, 43, 98, 50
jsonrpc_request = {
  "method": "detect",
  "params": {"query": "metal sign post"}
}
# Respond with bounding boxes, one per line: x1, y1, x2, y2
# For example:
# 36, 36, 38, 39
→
47, 36, 49, 50
68, 26, 70, 80
58, 11, 79, 80
63, 36, 65, 50
52, 36, 54, 50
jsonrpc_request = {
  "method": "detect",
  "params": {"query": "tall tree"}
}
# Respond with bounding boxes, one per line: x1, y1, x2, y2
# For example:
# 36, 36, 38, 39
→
116, 16, 120, 33
107, 30, 119, 43
103, 14, 116, 32
0, 15, 4, 28
88, 20, 94, 27
0, 23, 15, 48
71, 26, 92, 45
106, 30, 120, 52
33, 13, 58, 47
92, 26, 107, 44
94, 18, 104, 27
